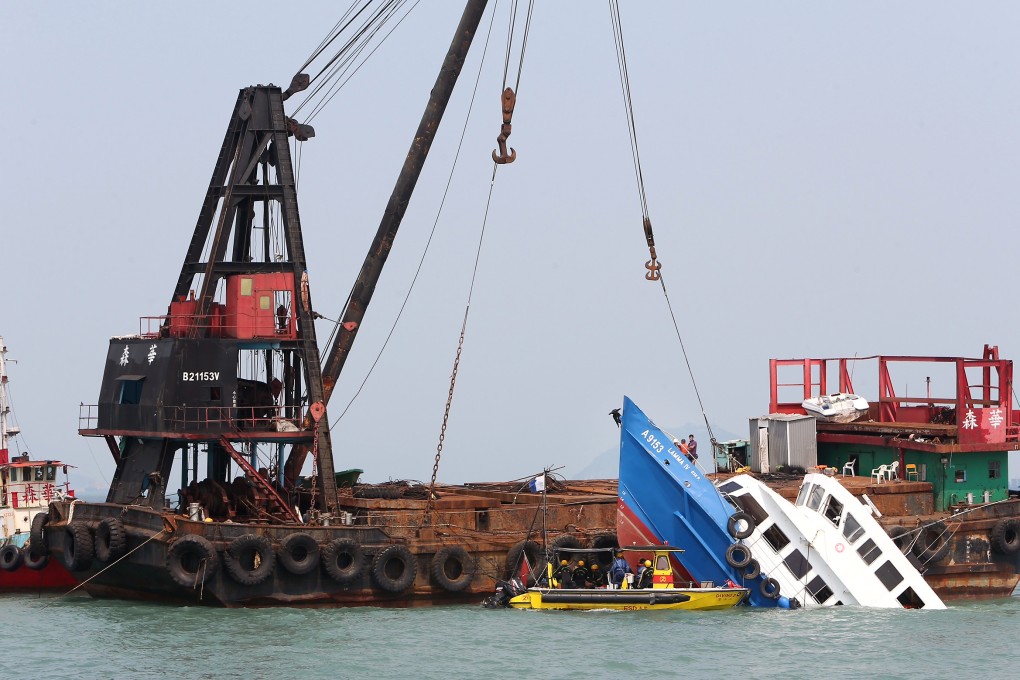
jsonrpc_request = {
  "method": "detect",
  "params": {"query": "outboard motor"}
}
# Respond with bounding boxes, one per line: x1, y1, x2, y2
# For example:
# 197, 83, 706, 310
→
481, 577, 527, 608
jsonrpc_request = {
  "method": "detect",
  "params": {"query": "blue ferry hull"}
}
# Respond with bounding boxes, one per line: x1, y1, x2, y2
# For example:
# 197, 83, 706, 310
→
616, 396, 790, 608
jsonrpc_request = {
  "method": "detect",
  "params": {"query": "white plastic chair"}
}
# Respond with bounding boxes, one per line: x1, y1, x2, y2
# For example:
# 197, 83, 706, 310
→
885, 461, 900, 481
842, 460, 856, 477
871, 464, 888, 484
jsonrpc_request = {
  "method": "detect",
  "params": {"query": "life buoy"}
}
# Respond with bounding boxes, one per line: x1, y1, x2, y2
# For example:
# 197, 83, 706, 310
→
0, 544, 23, 571
224, 534, 276, 586
742, 558, 761, 580
94, 518, 128, 563
278, 532, 320, 575
166, 534, 219, 588
913, 521, 951, 564
322, 538, 364, 584
63, 522, 94, 572
371, 544, 417, 593
725, 543, 752, 569
504, 540, 543, 585
30, 512, 49, 558
760, 577, 781, 599
431, 546, 475, 592
990, 518, 1020, 555
23, 550, 48, 570
590, 533, 619, 568
886, 525, 914, 555
727, 512, 755, 539
550, 534, 582, 564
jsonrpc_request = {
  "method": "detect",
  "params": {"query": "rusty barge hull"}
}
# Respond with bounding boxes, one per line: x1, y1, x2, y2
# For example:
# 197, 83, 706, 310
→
42, 483, 617, 608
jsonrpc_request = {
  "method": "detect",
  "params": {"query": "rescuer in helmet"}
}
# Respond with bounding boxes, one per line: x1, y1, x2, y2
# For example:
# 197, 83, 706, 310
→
572, 559, 590, 588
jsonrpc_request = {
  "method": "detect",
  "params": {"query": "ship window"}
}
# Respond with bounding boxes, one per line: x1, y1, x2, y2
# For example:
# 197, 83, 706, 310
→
240, 278, 253, 296
21, 467, 32, 482
731, 494, 769, 527
762, 524, 790, 552
718, 481, 742, 494
795, 483, 812, 507
842, 514, 865, 543
807, 484, 825, 511
989, 461, 1001, 479
875, 561, 904, 591
857, 538, 881, 565
823, 496, 844, 526
117, 376, 145, 405
954, 469, 967, 483
45, 465, 57, 481
210, 387, 221, 402
897, 587, 925, 608
784, 549, 811, 579
655, 554, 670, 571
34, 467, 44, 481
259, 295, 272, 310
807, 575, 834, 604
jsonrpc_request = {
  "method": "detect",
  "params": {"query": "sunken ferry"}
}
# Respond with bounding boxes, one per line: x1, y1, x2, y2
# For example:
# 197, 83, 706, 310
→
34, 1, 618, 607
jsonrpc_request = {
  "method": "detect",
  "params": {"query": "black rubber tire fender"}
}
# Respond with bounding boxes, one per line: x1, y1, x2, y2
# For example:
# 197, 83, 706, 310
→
30, 512, 49, 558
589, 533, 619, 568
742, 558, 761, 580
166, 534, 219, 588
322, 538, 365, 585
23, 550, 48, 570
725, 543, 752, 569
94, 517, 128, 563
63, 522, 94, 572
886, 525, 913, 555
278, 532, 321, 576
990, 518, 1020, 555
0, 544, 23, 571
224, 534, 276, 586
550, 534, 582, 564
727, 512, 755, 539
503, 539, 544, 585
760, 577, 781, 599
431, 546, 475, 592
371, 544, 417, 594
912, 520, 951, 564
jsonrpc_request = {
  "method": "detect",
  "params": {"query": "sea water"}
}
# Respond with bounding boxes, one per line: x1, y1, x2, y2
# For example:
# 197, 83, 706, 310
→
4, 592, 1019, 679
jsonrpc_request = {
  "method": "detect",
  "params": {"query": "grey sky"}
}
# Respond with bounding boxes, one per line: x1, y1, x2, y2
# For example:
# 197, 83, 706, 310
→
3, 2, 1019, 498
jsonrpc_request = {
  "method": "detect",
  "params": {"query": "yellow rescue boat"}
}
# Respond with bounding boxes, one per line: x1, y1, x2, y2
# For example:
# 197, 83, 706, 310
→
507, 546, 749, 611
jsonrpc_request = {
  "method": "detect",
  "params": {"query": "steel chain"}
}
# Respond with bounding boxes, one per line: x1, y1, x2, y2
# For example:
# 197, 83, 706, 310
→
421, 329, 466, 526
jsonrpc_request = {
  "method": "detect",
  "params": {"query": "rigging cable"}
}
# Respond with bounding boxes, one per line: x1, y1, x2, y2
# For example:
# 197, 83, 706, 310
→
327, 0, 501, 430
608, 0, 718, 448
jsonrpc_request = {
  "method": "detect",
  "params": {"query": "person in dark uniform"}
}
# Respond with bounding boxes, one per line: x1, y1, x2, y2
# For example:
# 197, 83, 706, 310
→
609, 550, 631, 588
572, 559, 591, 588
589, 563, 605, 588
553, 559, 574, 588
637, 559, 654, 589
688, 434, 698, 461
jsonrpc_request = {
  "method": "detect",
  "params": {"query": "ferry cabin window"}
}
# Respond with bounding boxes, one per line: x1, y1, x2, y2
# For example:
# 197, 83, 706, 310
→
807, 575, 834, 604
731, 494, 769, 527
807, 484, 825, 511
762, 524, 791, 552
989, 460, 1001, 479
717, 481, 743, 495
875, 561, 904, 591
856, 538, 882, 565
784, 549, 811, 579
795, 483, 812, 507
823, 496, 844, 526
842, 514, 865, 543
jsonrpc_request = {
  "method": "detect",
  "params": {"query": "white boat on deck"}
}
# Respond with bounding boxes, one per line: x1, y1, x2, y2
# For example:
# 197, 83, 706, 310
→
802, 393, 869, 423
716, 473, 945, 609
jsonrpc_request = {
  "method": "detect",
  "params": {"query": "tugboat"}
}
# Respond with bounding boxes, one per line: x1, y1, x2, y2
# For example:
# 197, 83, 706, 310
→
0, 337, 77, 590
36, 1, 617, 606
